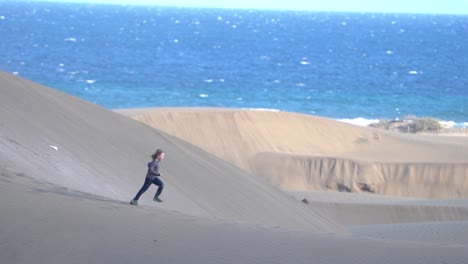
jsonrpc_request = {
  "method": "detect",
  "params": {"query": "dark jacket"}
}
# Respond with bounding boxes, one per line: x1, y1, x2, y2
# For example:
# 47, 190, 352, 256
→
146, 159, 161, 179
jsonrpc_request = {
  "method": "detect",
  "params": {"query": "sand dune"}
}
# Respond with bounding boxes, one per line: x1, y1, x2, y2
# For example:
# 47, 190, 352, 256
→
118, 107, 468, 199
2, 71, 468, 263
0, 71, 338, 231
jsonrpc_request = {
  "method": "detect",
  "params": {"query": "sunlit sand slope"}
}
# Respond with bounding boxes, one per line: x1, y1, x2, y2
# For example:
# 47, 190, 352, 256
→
120, 108, 468, 198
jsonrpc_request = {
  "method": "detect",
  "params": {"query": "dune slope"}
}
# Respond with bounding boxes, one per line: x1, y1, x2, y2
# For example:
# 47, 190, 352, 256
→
0, 71, 338, 231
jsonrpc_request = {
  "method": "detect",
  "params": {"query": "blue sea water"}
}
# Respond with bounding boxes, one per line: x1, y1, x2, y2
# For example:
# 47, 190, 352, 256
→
1, 2, 467, 125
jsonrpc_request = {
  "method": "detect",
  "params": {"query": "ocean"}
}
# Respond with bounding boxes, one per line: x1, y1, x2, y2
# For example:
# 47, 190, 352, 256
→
1, 2, 467, 126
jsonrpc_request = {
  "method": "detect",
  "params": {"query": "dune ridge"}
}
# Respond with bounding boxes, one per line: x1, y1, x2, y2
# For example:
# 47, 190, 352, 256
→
253, 152, 468, 198
119, 108, 468, 199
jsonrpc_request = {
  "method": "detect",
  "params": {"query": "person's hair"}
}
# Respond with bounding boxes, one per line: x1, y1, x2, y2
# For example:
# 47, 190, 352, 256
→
151, 149, 164, 160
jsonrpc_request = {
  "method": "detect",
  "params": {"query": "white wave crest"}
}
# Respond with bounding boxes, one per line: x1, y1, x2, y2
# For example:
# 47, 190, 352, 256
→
243, 108, 280, 112
338, 118, 380, 126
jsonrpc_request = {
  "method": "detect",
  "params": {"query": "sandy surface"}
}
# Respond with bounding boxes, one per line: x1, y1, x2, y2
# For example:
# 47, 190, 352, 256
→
2, 71, 468, 263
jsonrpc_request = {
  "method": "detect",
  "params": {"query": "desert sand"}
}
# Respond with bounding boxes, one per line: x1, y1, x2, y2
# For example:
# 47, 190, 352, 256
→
1, 71, 468, 263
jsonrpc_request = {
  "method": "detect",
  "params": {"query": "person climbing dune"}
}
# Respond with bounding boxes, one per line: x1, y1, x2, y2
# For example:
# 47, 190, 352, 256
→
130, 149, 165, 205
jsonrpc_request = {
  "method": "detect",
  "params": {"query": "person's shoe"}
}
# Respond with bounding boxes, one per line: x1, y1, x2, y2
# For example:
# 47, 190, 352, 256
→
153, 197, 163, 202
130, 199, 138, 205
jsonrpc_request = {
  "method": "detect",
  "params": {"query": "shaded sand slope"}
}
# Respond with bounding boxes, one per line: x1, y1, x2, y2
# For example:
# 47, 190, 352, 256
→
2, 176, 466, 264
352, 221, 468, 246
0, 71, 338, 231
313, 201, 468, 226
119, 108, 468, 198
288, 191, 468, 226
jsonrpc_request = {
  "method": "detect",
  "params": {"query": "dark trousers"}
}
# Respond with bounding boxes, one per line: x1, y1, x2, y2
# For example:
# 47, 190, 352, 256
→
133, 177, 164, 201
